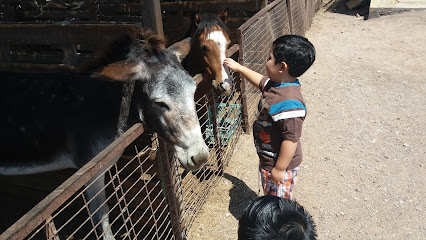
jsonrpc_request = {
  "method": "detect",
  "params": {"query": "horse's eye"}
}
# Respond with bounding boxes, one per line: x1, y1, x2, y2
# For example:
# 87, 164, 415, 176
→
201, 45, 208, 52
155, 101, 170, 111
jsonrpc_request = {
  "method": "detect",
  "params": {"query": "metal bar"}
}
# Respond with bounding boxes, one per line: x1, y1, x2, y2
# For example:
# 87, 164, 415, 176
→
0, 123, 145, 240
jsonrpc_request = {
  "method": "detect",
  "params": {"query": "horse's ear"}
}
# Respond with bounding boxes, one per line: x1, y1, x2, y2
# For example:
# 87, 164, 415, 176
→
194, 12, 201, 27
167, 37, 191, 62
91, 61, 137, 82
219, 8, 229, 23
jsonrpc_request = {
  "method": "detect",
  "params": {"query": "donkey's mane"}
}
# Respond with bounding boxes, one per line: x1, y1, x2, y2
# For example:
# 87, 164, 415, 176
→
193, 13, 229, 43
80, 28, 167, 72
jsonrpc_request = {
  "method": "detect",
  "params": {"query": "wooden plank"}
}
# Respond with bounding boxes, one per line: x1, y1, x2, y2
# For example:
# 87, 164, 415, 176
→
21, 10, 91, 20
0, 24, 138, 45
88, 0, 98, 21
98, 3, 145, 15
161, 0, 261, 13
1, 0, 16, 21
227, 44, 239, 57
0, 63, 75, 73
145, 0, 164, 36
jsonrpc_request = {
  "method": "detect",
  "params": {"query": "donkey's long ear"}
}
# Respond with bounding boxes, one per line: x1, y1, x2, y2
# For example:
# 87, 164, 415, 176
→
92, 60, 139, 82
167, 37, 191, 62
219, 8, 229, 23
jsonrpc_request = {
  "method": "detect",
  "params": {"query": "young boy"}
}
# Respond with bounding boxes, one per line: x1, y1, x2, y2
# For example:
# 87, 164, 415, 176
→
224, 35, 315, 199
238, 195, 317, 240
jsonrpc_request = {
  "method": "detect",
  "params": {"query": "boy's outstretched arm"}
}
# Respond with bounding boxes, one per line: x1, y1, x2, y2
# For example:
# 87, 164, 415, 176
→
224, 58, 263, 89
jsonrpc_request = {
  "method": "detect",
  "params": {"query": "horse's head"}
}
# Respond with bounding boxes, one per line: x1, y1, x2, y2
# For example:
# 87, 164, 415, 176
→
191, 10, 232, 96
92, 29, 208, 171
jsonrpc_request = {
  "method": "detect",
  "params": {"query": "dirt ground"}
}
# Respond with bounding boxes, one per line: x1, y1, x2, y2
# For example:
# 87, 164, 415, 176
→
187, 5, 426, 240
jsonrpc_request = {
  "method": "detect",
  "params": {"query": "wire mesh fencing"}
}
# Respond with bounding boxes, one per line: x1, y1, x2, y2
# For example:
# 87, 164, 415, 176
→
238, 0, 320, 131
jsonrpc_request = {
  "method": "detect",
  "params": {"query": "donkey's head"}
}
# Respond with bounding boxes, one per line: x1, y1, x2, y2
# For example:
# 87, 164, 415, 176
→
93, 29, 208, 171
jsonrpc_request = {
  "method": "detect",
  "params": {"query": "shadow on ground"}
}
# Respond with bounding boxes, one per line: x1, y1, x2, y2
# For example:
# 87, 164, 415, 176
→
222, 173, 259, 220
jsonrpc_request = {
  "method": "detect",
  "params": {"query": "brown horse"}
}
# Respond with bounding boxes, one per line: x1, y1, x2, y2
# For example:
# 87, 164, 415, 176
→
183, 10, 233, 98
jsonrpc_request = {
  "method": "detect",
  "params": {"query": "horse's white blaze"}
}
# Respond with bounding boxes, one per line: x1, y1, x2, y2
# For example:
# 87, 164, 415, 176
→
207, 31, 232, 92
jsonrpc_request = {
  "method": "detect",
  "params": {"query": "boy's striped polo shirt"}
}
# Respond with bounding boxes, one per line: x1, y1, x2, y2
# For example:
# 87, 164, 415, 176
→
253, 77, 306, 171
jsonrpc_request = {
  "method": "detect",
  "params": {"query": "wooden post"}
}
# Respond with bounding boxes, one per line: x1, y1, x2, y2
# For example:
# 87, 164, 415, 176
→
0, 44, 11, 62
286, 0, 295, 34
144, 0, 164, 37
237, 28, 250, 133
258, 0, 269, 10
209, 91, 224, 174
2, 0, 15, 22
44, 216, 60, 240
158, 140, 183, 240
87, 0, 98, 21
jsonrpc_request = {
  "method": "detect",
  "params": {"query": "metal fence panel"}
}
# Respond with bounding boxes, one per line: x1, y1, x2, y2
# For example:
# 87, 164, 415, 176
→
238, 0, 291, 131
238, 0, 319, 131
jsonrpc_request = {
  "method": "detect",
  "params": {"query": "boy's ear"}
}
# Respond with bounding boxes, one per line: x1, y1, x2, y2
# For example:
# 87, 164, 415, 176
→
279, 61, 289, 73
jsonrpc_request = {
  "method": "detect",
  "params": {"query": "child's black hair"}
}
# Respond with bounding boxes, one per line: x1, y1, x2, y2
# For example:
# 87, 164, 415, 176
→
238, 195, 317, 240
272, 35, 316, 77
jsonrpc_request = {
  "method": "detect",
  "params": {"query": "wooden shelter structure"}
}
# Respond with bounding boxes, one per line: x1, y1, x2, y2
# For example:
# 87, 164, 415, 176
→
0, 1, 321, 239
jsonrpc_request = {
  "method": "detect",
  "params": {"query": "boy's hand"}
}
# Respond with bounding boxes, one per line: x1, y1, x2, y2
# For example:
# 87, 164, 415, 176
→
223, 57, 264, 89
271, 167, 287, 185
223, 58, 242, 72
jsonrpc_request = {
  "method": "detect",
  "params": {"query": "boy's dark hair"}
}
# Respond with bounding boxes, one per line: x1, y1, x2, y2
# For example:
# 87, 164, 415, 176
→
238, 196, 317, 240
272, 35, 316, 77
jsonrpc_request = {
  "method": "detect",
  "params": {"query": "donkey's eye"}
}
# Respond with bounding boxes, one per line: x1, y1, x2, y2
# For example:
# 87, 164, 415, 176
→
155, 101, 170, 111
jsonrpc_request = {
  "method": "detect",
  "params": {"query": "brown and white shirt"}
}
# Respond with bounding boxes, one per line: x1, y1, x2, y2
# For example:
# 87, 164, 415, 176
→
253, 77, 306, 171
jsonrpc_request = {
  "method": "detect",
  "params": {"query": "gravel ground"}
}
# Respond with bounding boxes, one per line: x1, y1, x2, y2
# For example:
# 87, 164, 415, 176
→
187, 6, 426, 240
